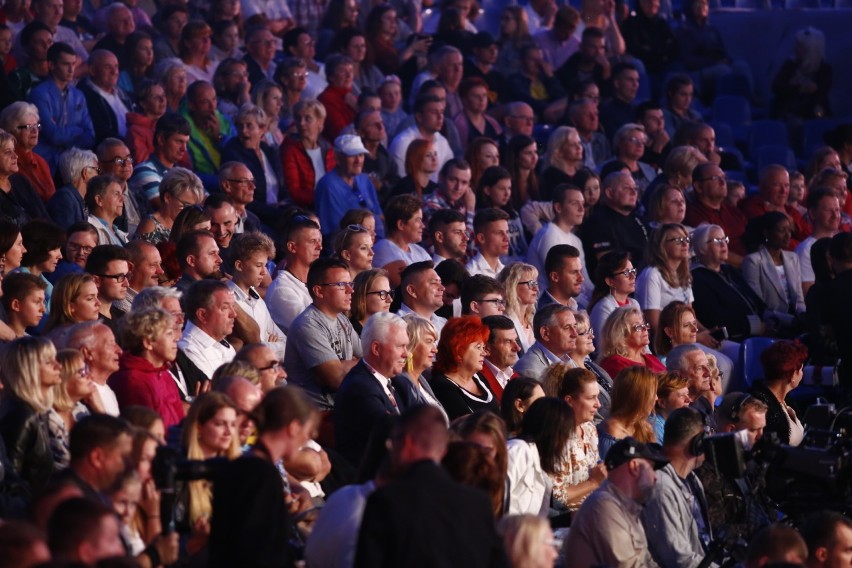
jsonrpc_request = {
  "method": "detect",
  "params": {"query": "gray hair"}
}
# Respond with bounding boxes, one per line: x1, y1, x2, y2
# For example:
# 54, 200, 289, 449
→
65, 321, 111, 352
0, 101, 38, 133
159, 166, 205, 202
234, 103, 267, 126
95, 137, 128, 160
154, 57, 186, 83
59, 147, 98, 185
532, 303, 571, 342
361, 312, 407, 354
666, 343, 703, 373
542, 125, 579, 171
131, 286, 182, 311
613, 122, 645, 149
691, 224, 723, 259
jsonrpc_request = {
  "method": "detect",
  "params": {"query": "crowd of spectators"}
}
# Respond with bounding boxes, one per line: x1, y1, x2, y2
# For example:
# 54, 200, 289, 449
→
0, 0, 851, 565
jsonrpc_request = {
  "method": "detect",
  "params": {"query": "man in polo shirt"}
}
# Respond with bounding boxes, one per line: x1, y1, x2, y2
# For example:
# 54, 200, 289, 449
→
397, 261, 447, 336
466, 208, 510, 278
129, 113, 191, 213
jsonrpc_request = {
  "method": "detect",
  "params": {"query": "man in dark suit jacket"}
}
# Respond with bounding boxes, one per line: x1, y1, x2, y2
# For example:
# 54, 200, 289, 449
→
334, 312, 416, 467
355, 405, 507, 568
78, 50, 134, 143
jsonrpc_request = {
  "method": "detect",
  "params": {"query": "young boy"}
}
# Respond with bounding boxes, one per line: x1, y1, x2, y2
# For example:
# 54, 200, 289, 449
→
227, 232, 287, 358
2, 272, 48, 337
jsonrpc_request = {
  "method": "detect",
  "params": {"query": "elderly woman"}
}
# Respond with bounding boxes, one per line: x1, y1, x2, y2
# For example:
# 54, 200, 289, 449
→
749, 340, 808, 446
43, 273, 101, 334
588, 251, 641, 349
598, 306, 666, 377
221, 103, 283, 217
0, 102, 54, 202
372, 195, 430, 287
85, 174, 127, 246
498, 262, 538, 354
398, 313, 446, 414
109, 307, 184, 428
539, 126, 583, 197
569, 311, 612, 420
349, 268, 392, 335
608, 123, 657, 201
0, 336, 60, 492
180, 21, 215, 83
431, 315, 499, 421
597, 366, 658, 459
692, 224, 765, 342
453, 77, 502, 147
650, 371, 690, 443
274, 58, 310, 132
48, 348, 94, 468
0, 128, 48, 225
318, 54, 357, 141
134, 167, 205, 244
281, 100, 335, 209
154, 58, 188, 113
742, 212, 806, 333
125, 80, 167, 165
333, 223, 374, 279
392, 139, 439, 199
251, 80, 285, 149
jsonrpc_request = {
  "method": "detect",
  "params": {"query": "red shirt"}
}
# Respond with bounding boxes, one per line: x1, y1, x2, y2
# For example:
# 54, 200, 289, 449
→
599, 353, 667, 378
108, 352, 186, 428
16, 148, 55, 202
684, 196, 749, 256
738, 195, 810, 250
318, 85, 356, 142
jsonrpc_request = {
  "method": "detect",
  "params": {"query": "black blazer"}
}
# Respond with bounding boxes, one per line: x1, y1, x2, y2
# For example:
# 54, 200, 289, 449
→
749, 381, 796, 445
333, 360, 416, 467
355, 459, 507, 568
0, 394, 54, 494
79, 79, 134, 143
221, 138, 284, 224
692, 264, 765, 341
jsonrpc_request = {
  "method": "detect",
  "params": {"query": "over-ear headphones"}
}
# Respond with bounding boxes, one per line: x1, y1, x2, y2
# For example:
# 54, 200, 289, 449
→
728, 393, 753, 424
688, 425, 711, 457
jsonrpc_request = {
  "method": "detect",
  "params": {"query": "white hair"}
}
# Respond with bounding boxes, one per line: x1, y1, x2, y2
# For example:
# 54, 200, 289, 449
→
665, 343, 703, 373
59, 147, 98, 185
361, 312, 407, 353
0, 101, 38, 133
131, 286, 182, 311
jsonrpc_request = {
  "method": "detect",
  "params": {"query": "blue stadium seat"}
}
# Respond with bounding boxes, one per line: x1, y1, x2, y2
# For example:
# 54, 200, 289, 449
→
716, 73, 751, 99
736, 337, 776, 391
748, 120, 790, 157
712, 95, 752, 144
709, 121, 736, 149
801, 118, 840, 159
757, 144, 797, 171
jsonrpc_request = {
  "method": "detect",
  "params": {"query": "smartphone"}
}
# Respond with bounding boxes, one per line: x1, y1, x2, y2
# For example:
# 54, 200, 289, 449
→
710, 327, 728, 342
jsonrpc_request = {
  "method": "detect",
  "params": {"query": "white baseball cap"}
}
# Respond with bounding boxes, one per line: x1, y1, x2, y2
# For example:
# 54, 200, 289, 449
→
334, 134, 369, 156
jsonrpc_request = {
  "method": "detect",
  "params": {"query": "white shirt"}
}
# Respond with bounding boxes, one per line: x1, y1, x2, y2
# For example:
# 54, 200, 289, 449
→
362, 360, 400, 414
527, 222, 593, 301
388, 125, 453, 182
372, 238, 431, 270
795, 235, 817, 283
178, 321, 236, 379
93, 382, 119, 416
506, 439, 552, 516
266, 268, 312, 333
465, 251, 505, 278
303, 63, 327, 101
484, 359, 513, 389
397, 303, 446, 337
227, 281, 287, 359
635, 266, 694, 311
87, 214, 127, 246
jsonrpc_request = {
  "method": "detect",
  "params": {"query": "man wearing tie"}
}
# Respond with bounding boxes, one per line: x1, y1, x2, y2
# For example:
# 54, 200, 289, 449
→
334, 312, 416, 468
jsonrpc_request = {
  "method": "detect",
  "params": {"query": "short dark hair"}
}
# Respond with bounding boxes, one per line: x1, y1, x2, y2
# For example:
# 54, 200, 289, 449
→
282, 26, 309, 54
83, 174, 121, 211
551, 183, 583, 207
66, 221, 99, 242
176, 230, 216, 270
47, 41, 75, 64
481, 314, 515, 342
47, 497, 116, 557
428, 208, 466, 237
634, 100, 661, 122
21, 219, 65, 266
692, 162, 717, 183
439, 158, 471, 179
184, 279, 230, 322
435, 258, 469, 289
1, 272, 47, 311
800, 511, 852, 561
69, 414, 131, 464
306, 257, 350, 298
662, 406, 705, 448
155, 113, 191, 143
581, 26, 605, 43
806, 186, 837, 210
384, 195, 422, 235
204, 192, 236, 212
400, 260, 436, 293
830, 232, 852, 264
544, 244, 580, 277
461, 275, 503, 315
473, 208, 510, 235
414, 93, 443, 114
85, 244, 130, 276
20, 21, 51, 49
611, 61, 638, 79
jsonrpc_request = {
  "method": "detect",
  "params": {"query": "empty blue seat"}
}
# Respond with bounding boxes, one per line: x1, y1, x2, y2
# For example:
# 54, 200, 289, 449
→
716, 73, 751, 99
712, 95, 752, 144
801, 118, 840, 159
757, 144, 797, 171
709, 121, 736, 149
736, 337, 776, 391
749, 120, 790, 157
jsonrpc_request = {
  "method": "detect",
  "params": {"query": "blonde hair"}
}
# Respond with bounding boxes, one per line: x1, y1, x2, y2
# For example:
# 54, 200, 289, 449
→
0, 336, 57, 413
542, 125, 579, 172
599, 306, 642, 359
44, 273, 97, 333
401, 313, 437, 376
53, 348, 86, 414
499, 514, 552, 567
182, 393, 242, 524
498, 262, 537, 327
541, 361, 574, 397
119, 308, 174, 355
210, 360, 261, 387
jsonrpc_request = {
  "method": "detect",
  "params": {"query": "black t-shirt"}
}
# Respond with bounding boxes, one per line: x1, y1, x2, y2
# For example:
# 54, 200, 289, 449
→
581, 204, 649, 276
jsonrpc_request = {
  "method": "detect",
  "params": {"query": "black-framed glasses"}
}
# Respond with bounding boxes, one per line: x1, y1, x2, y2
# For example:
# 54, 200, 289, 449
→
477, 298, 506, 306
612, 268, 637, 279
710, 236, 730, 245
699, 175, 726, 184
631, 322, 651, 333
258, 360, 283, 372
98, 273, 128, 283
67, 242, 95, 254
103, 156, 134, 166
176, 197, 197, 209
519, 280, 539, 289
227, 178, 256, 186
84, 165, 102, 175
320, 281, 354, 290
16, 123, 40, 132
366, 289, 394, 301
666, 236, 691, 245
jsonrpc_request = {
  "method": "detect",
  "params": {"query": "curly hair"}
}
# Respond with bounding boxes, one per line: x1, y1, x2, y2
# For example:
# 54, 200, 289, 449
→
434, 315, 490, 375
119, 308, 174, 355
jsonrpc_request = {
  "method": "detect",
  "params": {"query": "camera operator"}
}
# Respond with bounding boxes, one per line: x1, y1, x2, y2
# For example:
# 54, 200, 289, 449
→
641, 407, 713, 568
800, 511, 852, 568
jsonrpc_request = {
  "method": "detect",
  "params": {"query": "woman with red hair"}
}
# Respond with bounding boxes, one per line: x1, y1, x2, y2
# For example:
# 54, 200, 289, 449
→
430, 315, 499, 420
750, 340, 808, 446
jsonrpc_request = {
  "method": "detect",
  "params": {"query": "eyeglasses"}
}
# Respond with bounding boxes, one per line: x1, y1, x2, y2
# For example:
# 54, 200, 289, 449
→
519, 280, 539, 289
627, 136, 647, 145
227, 178, 256, 186
510, 115, 535, 123
258, 360, 283, 372
67, 242, 94, 254
84, 165, 102, 175
98, 273, 128, 283
699, 175, 726, 184
320, 281, 354, 290
710, 236, 730, 245
477, 298, 506, 306
176, 197, 197, 209
76, 364, 90, 378
666, 236, 691, 245
631, 322, 651, 333
343, 224, 368, 234
613, 268, 637, 279
16, 123, 41, 132
577, 327, 592, 336
366, 289, 394, 301
103, 156, 134, 166
290, 72, 309, 79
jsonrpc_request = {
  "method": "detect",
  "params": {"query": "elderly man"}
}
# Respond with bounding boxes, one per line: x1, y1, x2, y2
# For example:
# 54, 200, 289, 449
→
569, 97, 611, 169
97, 137, 141, 236
181, 80, 236, 189
79, 50, 132, 141
219, 161, 262, 234
564, 437, 667, 568
178, 279, 238, 380
666, 343, 714, 417
389, 94, 453, 181
642, 408, 712, 568
315, 134, 385, 240
91, 3, 135, 66
397, 261, 447, 336
334, 312, 416, 466
514, 303, 579, 380
47, 148, 99, 229
684, 163, 748, 264
66, 321, 123, 415
582, 171, 649, 276
479, 315, 520, 402
283, 258, 362, 411
265, 217, 321, 332
29, 42, 94, 172
129, 113, 191, 212
234, 343, 287, 394
739, 164, 809, 249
